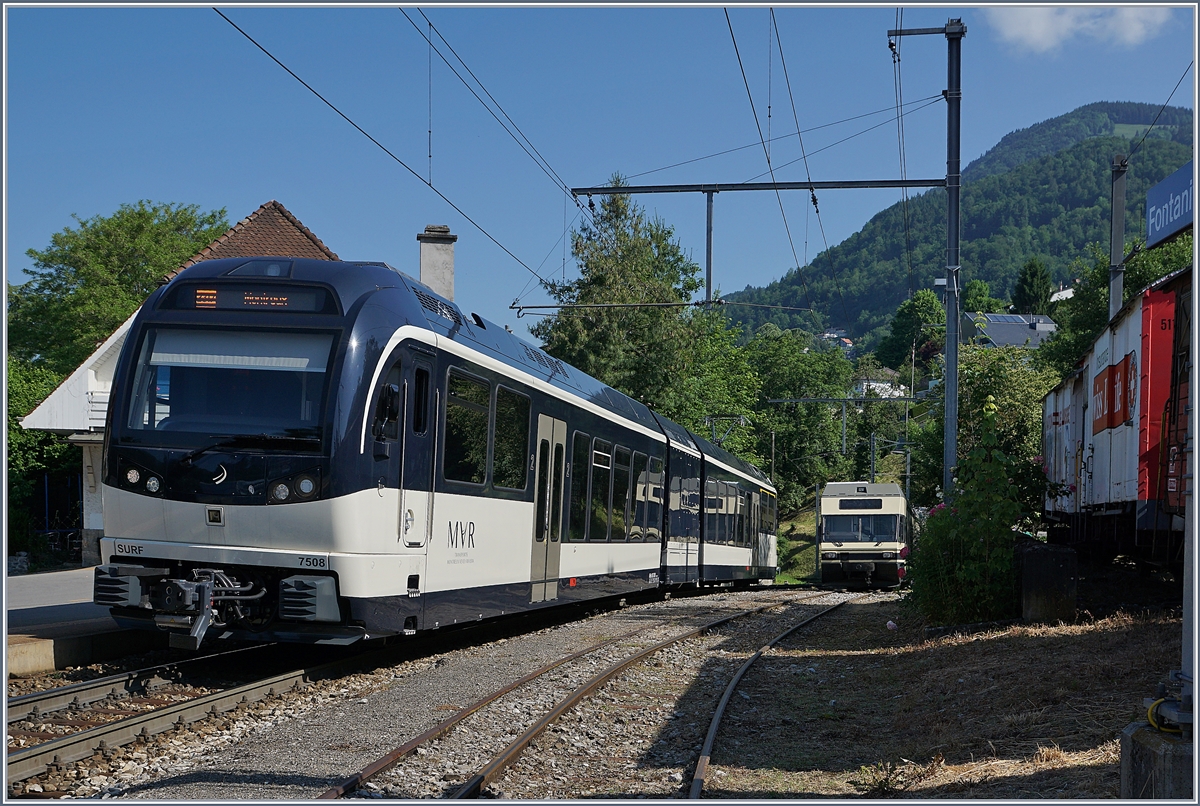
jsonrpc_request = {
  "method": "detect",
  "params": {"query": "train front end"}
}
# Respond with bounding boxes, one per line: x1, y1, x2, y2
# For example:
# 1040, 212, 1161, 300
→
817, 482, 910, 589
93, 258, 394, 649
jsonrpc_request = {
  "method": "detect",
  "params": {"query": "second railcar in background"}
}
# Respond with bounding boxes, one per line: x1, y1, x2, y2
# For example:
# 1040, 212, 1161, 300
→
816, 482, 910, 588
1041, 266, 1190, 569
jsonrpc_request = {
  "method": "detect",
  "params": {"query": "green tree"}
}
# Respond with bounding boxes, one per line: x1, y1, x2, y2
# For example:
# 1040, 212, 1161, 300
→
874, 289, 945, 371
657, 309, 761, 461
910, 344, 1060, 512
7, 359, 78, 547
532, 179, 702, 411
1037, 233, 1193, 377
1011, 257, 1054, 314
908, 396, 1023, 625
8, 201, 228, 374
962, 279, 1007, 313
746, 324, 853, 512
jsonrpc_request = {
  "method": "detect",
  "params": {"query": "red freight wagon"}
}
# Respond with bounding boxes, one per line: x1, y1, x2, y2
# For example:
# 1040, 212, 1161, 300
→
1042, 266, 1190, 568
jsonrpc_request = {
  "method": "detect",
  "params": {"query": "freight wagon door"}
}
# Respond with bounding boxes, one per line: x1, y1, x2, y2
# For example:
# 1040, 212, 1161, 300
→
530, 414, 567, 603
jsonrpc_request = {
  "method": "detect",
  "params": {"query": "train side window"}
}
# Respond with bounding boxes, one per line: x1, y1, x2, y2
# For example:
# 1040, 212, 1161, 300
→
412, 366, 430, 435
568, 432, 590, 542
443, 370, 490, 484
534, 439, 550, 542
550, 443, 565, 542
589, 439, 613, 542
631, 451, 648, 542
493, 386, 530, 490
646, 456, 663, 542
611, 446, 632, 542
372, 363, 402, 441
705, 479, 719, 542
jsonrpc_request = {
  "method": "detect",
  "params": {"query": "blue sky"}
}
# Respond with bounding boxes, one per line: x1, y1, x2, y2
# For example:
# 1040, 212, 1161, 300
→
4, 4, 1196, 337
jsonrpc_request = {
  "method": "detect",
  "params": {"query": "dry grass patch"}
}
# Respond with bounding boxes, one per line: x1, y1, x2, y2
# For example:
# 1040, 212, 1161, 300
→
702, 593, 1180, 798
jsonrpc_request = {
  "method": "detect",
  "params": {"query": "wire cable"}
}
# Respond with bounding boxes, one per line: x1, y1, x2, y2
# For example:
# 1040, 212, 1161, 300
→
402, 9, 590, 224
725, 8, 821, 330
1127, 59, 1193, 161
891, 8, 915, 300
770, 8, 851, 325
623, 95, 940, 182
213, 8, 551, 288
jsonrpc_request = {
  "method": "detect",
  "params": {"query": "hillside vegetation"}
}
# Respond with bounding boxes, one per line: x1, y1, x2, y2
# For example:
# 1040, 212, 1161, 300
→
725, 101, 1193, 347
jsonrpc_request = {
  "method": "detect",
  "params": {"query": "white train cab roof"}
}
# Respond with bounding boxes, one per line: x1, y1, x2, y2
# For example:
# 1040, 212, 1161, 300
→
822, 482, 904, 498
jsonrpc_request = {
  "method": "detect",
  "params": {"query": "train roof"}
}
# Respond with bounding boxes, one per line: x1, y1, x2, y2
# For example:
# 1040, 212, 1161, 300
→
687, 429, 773, 487
822, 482, 904, 497
165, 257, 663, 441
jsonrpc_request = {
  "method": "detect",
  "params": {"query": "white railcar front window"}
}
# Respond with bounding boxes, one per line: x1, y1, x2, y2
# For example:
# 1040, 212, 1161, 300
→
125, 328, 333, 440
823, 514, 898, 543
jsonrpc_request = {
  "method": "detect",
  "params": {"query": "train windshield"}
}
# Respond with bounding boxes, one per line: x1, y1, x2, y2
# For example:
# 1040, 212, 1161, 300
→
823, 514, 898, 543
122, 327, 334, 446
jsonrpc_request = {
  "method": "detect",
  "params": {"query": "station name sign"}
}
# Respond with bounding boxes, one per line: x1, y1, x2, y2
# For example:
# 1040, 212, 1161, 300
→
1146, 160, 1193, 249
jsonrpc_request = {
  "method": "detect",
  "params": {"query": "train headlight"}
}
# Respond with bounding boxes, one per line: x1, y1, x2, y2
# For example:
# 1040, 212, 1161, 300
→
126, 468, 141, 485
881, 551, 895, 559
272, 483, 291, 502
821, 552, 838, 560
145, 476, 161, 493
295, 475, 316, 498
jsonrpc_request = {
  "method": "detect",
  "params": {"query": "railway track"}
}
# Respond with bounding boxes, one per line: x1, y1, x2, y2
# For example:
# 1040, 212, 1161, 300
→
8, 585, 835, 798
320, 589, 851, 799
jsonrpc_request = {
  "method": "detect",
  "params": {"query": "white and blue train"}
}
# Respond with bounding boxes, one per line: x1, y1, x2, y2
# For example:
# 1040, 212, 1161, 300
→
93, 257, 778, 648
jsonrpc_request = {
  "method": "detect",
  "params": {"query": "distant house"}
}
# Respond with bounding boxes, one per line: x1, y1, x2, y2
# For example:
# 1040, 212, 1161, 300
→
853, 366, 906, 398
20, 201, 338, 564
964, 311, 1057, 349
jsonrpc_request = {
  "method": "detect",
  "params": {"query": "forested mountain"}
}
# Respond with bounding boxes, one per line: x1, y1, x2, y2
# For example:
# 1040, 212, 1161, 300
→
725, 102, 1193, 347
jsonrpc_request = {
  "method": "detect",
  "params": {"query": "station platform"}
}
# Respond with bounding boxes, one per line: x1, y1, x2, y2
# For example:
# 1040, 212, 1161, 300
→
6, 567, 164, 676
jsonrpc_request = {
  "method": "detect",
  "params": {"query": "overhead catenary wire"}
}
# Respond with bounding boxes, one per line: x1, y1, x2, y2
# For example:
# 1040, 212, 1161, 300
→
213, 8, 551, 288
891, 7, 916, 300
623, 95, 941, 182
509, 298, 817, 318
403, 8, 591, 228
725, 8, 823, 330
741, 95, 942, 183
769, 8, 852, 326
1127, 59, 1194, 161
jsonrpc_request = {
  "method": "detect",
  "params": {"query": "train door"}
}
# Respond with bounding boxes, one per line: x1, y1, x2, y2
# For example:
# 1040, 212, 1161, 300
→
530, 414, 567, 602
400, 355, 436, 551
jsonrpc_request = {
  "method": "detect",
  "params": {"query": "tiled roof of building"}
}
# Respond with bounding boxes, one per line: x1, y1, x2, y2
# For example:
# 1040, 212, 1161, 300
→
162, 200, 338, 283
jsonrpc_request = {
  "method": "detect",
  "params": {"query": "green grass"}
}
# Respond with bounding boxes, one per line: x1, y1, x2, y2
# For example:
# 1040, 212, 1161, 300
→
776, 507, 819, 584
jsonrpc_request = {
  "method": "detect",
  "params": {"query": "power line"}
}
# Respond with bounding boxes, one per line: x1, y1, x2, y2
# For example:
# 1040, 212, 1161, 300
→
1127, 59, 1193, 161
213, 8, 550, 288
623, 95, 941, 182
891, 8, 915, 299
403, 8, 590, 226
769, 8, 852, 326
725, 8, 823, 331
739, 94, 945, 181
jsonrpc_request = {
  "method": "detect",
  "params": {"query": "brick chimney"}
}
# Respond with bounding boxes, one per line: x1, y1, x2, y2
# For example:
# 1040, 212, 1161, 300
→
417, 225, 457, 301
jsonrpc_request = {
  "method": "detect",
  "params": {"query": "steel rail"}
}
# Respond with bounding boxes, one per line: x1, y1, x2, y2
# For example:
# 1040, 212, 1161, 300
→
6, 644, 275, 723
447, 593, 831, 799
6, 641, 402, 788
316, 624, 654, 799
688, 594, 869, 798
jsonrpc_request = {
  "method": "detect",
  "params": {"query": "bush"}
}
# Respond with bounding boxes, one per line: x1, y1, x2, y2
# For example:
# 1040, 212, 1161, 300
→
908, 397, 1028, 625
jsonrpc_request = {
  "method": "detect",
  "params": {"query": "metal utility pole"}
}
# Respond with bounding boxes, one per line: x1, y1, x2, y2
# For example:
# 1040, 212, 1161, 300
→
1109, 154, 1129, 320
706, 191, 714, 307
869, 431, 877, 483
888, 17, 965, 500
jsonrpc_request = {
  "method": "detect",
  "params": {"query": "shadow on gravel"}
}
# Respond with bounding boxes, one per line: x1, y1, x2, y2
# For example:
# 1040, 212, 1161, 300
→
118, 769, 336, 797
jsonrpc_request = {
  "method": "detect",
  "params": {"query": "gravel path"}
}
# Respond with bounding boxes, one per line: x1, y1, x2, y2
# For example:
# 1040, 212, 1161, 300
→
26, 587, 832, 800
